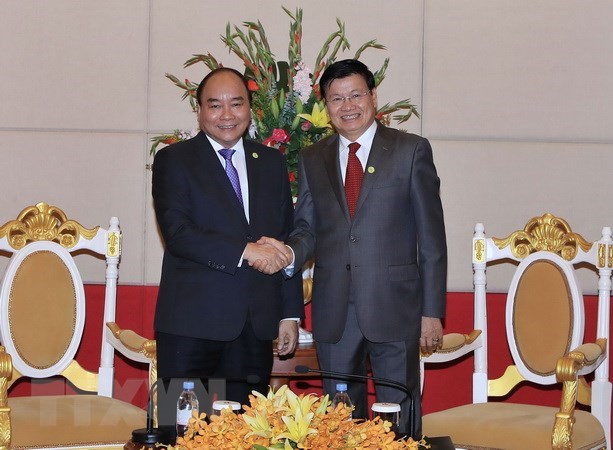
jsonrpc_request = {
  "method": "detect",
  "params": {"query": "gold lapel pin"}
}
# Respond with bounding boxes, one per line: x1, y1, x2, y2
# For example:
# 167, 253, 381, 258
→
367, 166, 375, 174
252, 152, 259, 159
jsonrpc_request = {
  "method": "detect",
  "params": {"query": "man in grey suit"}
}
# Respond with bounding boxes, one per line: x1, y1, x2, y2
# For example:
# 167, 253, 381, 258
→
260, 59, 447, 436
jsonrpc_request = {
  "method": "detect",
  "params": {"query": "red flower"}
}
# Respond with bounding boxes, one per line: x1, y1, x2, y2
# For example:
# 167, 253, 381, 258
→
262, 137, 277, 147
247, 80, 259, 92
278, 145, 286, 154
288, 171, 297, 182
271, 128, 290, 143
162, 137, 178, 144
301, 121, 311, 132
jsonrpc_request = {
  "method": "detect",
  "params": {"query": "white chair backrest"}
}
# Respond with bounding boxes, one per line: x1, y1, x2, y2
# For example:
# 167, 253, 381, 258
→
0, 202, 121, 396
506, 251, 584, 385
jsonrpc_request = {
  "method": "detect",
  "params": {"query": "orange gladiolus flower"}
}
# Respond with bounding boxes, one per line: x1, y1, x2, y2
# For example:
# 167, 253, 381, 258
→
247, 80, 259, 91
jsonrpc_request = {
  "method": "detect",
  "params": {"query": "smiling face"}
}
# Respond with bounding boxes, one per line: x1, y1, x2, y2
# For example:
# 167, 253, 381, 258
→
325, 74, 378, 142
197, 71, 251, 148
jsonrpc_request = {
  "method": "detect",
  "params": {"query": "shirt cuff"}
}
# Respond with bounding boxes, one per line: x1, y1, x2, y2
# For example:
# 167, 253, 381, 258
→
280, 318, 301, 324
284, 244, 296, 275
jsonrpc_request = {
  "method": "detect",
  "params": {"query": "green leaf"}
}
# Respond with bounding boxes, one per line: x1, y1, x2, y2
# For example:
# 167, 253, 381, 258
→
291, 115, 301, 130
271, 98, 279, 119
278, 88, 285, 111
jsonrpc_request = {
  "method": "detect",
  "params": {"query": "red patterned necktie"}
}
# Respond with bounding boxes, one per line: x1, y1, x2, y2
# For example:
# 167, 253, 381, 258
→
345, 142, 363, 217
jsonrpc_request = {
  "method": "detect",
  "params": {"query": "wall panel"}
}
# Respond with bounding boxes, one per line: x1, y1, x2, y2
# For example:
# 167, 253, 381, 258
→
422, 0, 613, 141
0, 1, 149, 131
0, 130, 147, 283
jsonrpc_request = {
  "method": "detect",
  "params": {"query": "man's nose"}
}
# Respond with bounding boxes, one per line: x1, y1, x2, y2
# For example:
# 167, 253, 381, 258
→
220, 105, 234, 118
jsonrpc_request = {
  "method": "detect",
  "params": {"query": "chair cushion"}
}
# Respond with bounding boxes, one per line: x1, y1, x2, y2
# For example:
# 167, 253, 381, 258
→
9, 395, 145, 449
423, 403, 606, 450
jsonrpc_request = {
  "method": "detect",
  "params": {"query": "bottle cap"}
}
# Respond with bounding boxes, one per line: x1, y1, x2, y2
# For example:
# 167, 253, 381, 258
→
371, 402, 401, 413
183, 381, 195, 390
212, 400, 241, 411
336, 383, 348, 391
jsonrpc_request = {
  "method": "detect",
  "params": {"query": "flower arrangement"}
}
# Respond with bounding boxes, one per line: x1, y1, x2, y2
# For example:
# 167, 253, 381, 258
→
174, 385, 429, 449
151, 7, 419, 196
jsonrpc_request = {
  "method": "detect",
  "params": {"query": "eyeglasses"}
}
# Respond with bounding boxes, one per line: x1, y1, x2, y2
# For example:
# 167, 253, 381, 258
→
327, 91, 370, 106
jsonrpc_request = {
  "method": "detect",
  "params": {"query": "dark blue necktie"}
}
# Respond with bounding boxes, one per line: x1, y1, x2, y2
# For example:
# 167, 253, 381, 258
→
218, 148, 243, 206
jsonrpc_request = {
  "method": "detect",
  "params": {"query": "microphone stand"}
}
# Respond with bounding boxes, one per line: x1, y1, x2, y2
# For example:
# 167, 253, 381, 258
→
131, 378, 176, 446
130, 374, 262, 447
295, 365, 415, 439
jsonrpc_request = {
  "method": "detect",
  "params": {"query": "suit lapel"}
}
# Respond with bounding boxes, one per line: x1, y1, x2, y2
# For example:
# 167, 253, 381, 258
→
322, 136, 351, 223
194, 133, 248, 225
354, 124, 390, 218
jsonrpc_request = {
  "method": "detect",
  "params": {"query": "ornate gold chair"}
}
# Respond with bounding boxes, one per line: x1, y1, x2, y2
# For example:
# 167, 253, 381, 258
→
422, 213, 611, 450
0, 202, 156, 449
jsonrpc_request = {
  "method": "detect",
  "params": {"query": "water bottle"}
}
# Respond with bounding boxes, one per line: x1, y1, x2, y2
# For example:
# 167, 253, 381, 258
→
176, 381, 199, 438
331, 383, 353, 419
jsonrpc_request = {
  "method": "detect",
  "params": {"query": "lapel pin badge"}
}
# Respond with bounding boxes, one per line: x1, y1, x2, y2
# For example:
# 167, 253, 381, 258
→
252, 152, 259, 159
367, 166, 375, 174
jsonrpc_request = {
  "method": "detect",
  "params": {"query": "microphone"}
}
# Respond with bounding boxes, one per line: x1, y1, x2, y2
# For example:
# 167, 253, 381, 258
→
294, 365, 415, 439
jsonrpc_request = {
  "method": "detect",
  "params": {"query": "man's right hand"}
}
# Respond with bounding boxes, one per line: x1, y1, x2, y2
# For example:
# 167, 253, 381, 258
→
244, 241, 290, 274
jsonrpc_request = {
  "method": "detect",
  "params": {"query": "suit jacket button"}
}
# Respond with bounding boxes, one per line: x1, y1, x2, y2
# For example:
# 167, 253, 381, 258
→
246, 234, 253, 240
346, 264, 351, 271
350, 235, 357, 243
220, 265, 226, 270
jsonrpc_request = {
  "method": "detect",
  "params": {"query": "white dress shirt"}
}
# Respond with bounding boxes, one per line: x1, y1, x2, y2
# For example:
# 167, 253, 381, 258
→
338, 120, 377, 182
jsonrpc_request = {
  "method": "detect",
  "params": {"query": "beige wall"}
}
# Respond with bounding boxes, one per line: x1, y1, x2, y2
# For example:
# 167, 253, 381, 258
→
1, 0, 612, 292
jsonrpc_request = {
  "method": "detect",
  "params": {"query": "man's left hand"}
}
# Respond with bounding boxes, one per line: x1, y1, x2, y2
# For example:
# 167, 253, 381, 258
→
420, 316, 443, 356
277, 320, 299, 356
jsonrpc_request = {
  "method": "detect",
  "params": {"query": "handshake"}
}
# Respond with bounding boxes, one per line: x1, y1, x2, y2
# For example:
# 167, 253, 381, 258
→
244, 237, 292, 275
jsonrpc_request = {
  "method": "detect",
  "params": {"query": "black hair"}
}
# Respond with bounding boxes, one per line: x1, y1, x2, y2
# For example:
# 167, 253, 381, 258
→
319, 59, 376, 99
195, 67, 251, 106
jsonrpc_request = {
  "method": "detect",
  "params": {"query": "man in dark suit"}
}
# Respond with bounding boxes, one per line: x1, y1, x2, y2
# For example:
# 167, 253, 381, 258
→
152, 68, 304, 406
260, 59, 447, 435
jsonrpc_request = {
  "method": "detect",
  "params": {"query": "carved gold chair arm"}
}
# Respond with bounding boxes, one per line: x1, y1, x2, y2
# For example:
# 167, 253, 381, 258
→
106, 323, 158, 427
438, 330, 481, 354
421, 330, 482, 357
0, 346, 13, 449
568, 339, 606, 365
552, 349, 592, 450
106, 322, 156, 360
106, 321, 157, 384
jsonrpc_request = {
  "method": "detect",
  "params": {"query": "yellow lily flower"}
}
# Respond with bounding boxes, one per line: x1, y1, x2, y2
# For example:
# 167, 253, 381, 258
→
243, 410, 273, 438
298, 102, 332, 128
277, 407, 316, 444
285, 390, 320, 417
315, 394, 330, 415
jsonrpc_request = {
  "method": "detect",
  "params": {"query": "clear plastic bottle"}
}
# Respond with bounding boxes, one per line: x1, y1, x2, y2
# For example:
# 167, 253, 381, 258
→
331, 383, 353, 419
176, 381, 199, 438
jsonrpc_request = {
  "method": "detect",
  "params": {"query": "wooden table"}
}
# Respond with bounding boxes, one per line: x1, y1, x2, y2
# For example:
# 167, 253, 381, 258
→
271, 341, 319, 390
